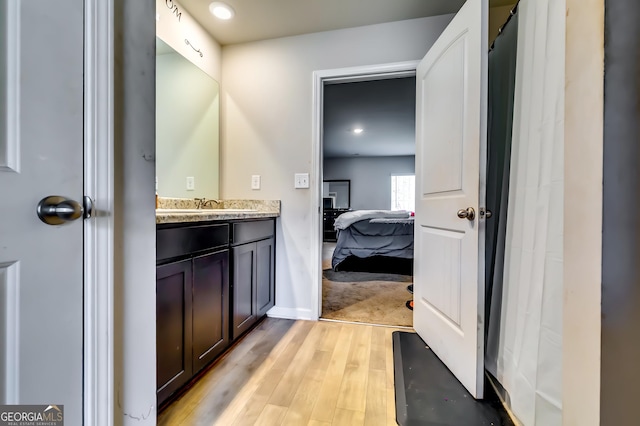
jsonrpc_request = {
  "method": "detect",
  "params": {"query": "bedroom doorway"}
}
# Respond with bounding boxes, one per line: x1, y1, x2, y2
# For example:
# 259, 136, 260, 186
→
313, 63, 418, 328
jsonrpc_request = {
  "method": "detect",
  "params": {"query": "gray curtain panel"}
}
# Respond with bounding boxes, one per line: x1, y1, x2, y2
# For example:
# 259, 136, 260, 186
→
484, 6, 519, 375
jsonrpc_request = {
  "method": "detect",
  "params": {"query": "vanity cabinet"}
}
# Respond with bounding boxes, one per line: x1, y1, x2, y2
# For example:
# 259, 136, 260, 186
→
256, 238, 276, 318
231, 220, 276, 340
156, 217, 276, 407
192, 251, 229, 372
156, 259, 193, 405
156, 223, 230, 406
231, 243, 257, 337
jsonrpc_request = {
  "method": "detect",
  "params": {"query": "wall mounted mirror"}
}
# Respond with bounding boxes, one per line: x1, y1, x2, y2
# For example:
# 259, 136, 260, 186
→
323, 180, 351, 209
156, 37, 220, 199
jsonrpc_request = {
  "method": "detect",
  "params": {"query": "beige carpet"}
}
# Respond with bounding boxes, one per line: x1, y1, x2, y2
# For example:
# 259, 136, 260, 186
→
321, 268, 413, 327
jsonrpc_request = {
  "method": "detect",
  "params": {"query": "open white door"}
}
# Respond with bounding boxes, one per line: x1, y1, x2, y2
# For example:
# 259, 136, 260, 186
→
413, 0, 487, 398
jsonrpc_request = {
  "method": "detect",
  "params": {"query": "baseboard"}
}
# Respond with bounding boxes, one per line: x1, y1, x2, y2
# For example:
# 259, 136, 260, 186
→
266, 306, 314, 321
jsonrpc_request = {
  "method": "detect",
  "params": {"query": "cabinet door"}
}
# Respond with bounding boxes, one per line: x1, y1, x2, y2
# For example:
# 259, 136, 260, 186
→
256, 237, 275, 317
232, 243, 257, 339
156, 259, 193, 405
192, 250, 229, 373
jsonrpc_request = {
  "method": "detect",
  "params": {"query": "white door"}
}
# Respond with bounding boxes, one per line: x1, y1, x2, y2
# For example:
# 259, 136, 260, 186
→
413, 0, 487, 398
0, 0, 85, 423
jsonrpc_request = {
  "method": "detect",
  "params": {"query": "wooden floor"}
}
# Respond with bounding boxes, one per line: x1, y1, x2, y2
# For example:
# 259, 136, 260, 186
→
158, 318, 410, 426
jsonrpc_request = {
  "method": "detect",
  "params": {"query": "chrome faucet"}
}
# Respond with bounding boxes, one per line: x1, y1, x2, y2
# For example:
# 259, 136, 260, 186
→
194, 197, 220, 209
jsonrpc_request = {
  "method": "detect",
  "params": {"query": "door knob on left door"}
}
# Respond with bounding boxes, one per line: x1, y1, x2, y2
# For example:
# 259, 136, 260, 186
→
457, 207, 476, 221
37, 195, 93, 225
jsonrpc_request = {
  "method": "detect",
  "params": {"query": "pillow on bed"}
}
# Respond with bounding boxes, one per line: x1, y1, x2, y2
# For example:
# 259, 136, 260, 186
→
333, 209, 411, 230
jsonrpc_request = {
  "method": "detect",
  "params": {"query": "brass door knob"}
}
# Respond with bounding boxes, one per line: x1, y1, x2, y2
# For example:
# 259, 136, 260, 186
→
457, 207, 475, 221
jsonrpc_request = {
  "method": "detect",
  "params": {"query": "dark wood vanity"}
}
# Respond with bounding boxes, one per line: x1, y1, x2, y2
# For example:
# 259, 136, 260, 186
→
156, 217, 276, 407
230, 220, 275, 338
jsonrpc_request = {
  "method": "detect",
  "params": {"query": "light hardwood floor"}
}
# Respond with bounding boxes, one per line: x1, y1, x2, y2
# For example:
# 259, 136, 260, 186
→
158, 318, 410, 426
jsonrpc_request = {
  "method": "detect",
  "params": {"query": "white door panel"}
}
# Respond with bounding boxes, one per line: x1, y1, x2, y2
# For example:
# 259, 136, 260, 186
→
419, 227, 463, 328
0, 0, 84, 422
414, 0, 487, 398
420, 35, 466, 196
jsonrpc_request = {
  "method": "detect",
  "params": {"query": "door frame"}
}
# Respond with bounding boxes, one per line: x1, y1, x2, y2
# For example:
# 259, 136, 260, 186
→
310, 61, 419, 320
83, 0, 114, 424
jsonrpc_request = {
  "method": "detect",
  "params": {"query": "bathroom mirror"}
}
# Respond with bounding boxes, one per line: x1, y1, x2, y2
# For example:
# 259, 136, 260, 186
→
323, 180, 351, 209
156, 38, 220, 199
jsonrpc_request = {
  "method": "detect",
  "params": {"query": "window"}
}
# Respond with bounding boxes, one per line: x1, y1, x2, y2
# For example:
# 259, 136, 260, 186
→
391, 174, 415, 212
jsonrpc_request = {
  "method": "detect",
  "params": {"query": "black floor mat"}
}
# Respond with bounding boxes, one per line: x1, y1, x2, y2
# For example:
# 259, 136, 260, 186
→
393, 331, 514, 426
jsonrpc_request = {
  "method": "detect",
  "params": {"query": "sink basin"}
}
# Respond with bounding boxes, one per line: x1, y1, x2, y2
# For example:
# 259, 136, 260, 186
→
156, 208, 257, 214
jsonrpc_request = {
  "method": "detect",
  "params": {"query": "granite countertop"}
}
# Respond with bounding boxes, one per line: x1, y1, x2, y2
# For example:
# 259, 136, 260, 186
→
156, 198, 280, 224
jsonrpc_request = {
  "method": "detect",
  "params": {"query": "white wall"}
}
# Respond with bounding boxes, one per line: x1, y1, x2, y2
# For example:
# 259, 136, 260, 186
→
324, 156, 415, 210
220, 15, 452, 318
114, 0, 157, 424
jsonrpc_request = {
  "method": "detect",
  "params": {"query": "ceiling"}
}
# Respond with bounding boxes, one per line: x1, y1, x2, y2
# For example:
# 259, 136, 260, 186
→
323, 77, 416, 159
177, 0, 515, 46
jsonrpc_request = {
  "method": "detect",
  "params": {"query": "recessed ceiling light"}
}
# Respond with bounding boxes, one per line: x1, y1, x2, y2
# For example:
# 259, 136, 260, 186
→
353, 128, 364, 134
209, 2, 235, 20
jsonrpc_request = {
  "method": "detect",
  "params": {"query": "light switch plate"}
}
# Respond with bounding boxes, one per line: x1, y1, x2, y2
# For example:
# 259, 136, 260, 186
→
294, 173, 309, 189
186, 176, 195, 191
251, 175, 261, 190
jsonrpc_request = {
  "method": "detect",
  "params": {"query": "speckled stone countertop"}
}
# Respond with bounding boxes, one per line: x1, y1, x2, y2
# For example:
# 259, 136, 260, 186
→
156, 197, 280, 224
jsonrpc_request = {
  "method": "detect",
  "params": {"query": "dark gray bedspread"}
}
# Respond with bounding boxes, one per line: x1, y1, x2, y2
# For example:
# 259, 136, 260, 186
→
331, 218, 414, 270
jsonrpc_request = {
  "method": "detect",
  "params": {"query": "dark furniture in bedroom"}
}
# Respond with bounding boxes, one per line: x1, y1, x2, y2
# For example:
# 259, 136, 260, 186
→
323, 208, 350, 242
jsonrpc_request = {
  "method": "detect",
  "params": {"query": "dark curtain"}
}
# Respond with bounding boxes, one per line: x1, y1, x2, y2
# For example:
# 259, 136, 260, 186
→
484, 6, 519, 374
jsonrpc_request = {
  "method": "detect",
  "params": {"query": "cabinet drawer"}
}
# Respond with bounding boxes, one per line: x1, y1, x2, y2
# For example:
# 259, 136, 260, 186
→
232, 220, 274, 245
157, 223, 229, 262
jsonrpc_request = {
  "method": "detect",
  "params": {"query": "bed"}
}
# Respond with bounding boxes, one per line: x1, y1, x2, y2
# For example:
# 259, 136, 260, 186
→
331, 210, 414, 274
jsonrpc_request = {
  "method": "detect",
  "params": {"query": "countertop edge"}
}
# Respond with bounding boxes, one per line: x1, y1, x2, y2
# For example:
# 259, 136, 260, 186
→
156, 211, 279, 224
